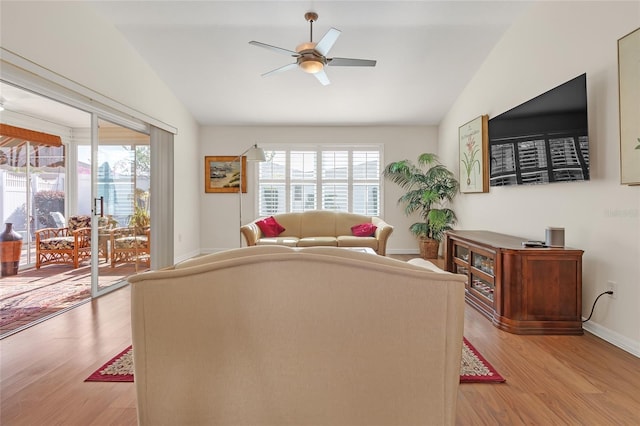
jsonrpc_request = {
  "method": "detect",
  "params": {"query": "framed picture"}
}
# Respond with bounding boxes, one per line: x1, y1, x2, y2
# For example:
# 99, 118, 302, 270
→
618, 27, 640, 185
459, 115, 489, 193
204, 155, 247, 193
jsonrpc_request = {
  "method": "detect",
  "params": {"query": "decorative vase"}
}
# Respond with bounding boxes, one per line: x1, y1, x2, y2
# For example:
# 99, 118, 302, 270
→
0, 223, 23, 276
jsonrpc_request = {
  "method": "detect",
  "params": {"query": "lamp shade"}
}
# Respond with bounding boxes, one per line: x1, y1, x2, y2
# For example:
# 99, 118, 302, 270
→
246, 145, 266, 162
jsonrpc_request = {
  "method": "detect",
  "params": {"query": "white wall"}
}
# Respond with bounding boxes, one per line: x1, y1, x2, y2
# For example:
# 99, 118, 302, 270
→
439, 1, 640, 355
0, 1, 201, 262
199, 126, 437, 253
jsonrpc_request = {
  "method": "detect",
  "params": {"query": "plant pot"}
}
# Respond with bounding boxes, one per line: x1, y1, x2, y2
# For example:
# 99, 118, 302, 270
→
419, 237, 440, 260
0, 223, 23, 276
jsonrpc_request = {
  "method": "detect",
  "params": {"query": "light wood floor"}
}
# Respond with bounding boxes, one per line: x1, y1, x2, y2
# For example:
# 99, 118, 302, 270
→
2, 281, 639, 425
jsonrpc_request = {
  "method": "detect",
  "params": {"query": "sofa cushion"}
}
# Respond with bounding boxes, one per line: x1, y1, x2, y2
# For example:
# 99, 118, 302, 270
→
40, 236, 75, 250
297, 236, 338, 247
114, 235, 149, 249
351, 223, 377, 237
256, 216, 286, 237
337, 236, 378, 250
255, 236, 300, 247
298, 211, 338, 238
272, 213, 302, 237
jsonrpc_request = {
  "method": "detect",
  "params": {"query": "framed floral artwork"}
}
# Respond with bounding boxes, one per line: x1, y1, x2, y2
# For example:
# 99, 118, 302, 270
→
618, 27, 640, 185
204, 155, 246, 193
459, 115, 489, 193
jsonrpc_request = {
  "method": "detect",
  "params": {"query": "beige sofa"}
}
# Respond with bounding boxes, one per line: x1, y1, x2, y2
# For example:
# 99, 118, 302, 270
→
129, 246, 466, 426
240, 210, 394, 255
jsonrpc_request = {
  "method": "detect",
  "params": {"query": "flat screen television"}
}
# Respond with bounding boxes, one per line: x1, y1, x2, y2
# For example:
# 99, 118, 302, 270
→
488, 73, 589, 186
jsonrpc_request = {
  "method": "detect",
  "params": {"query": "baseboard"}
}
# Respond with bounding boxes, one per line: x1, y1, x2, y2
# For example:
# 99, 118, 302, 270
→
582, 320, 640, 358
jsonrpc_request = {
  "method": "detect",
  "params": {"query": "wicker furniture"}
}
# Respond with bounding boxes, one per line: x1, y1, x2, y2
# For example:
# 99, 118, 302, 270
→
110, 226, 150, 268
35, 215, 92, 269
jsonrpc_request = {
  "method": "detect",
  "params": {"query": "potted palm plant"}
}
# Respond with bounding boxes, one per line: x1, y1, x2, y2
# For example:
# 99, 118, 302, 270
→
383, 153, 459, 259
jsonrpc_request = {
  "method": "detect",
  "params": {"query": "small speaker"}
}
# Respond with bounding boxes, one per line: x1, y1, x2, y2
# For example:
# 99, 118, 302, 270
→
545, 227, 565, 247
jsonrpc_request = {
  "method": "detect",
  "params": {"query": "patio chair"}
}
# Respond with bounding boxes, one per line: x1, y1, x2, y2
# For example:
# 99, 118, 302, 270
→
110, 225, 150, 269
35, 215, 92, 269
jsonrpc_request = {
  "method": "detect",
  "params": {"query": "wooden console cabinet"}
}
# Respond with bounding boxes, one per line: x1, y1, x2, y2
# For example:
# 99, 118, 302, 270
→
444, 230, 583, 335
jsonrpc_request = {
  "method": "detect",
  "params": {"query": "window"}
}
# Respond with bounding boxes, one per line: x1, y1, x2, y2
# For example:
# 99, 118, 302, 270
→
257, 145, 382, 216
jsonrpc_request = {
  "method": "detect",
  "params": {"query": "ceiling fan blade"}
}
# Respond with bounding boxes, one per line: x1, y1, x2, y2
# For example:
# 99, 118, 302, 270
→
314, 28, 341, 56
261, 63, 298, 77
313, 69, 331, 86
249, 41, 300, 57
327, 57, 377, 67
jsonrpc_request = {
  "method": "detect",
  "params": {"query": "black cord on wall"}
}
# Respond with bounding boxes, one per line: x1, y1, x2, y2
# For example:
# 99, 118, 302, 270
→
583, 291, 613, 323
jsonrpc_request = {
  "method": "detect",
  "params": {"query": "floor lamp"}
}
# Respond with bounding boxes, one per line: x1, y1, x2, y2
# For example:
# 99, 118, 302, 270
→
237, 144, 266, 247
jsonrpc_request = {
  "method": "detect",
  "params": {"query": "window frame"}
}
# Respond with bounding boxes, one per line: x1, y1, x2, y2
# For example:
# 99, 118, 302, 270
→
255, 143, 384, 218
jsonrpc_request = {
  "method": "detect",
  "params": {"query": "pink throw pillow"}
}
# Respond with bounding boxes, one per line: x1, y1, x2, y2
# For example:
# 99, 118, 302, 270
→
351, 223, 377, 237
256, 216, 285, 237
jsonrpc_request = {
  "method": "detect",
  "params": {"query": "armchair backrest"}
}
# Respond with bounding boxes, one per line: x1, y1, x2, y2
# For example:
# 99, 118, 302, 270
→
67, 215, 91, 231
129, 247, 466, 425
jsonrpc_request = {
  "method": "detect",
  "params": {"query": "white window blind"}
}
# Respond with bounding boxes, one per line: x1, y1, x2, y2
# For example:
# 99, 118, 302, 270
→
257, 146, 382, 217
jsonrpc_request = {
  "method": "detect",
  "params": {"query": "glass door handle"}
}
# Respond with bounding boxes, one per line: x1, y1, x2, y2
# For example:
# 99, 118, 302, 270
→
93, 196, 104, 217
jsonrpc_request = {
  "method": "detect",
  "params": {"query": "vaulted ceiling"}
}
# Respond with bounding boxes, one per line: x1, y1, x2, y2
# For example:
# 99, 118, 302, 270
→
85, 1, 533, 126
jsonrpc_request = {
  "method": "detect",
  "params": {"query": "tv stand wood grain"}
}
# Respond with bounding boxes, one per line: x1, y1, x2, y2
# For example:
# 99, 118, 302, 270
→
444, 230, 583, 335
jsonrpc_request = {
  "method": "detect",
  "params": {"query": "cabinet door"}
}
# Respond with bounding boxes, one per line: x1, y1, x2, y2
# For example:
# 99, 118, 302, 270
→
454, 263, 469, 276
454, 244, 469, 262
469, 250, 495, 304
521, 254, 581, 321
451, 243, 470, 282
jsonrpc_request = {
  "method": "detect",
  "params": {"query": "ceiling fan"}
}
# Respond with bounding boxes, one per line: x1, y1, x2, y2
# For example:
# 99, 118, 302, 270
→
249, 12, 377, 86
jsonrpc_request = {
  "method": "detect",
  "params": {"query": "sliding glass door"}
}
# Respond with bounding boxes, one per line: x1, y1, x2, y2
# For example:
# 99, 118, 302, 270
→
82, 117, 151, 296
2, 78, 166, 300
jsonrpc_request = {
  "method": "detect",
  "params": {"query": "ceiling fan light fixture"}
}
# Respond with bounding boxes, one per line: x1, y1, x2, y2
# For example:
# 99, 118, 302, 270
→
249, 11, 376, 84
299, 58, 324, 74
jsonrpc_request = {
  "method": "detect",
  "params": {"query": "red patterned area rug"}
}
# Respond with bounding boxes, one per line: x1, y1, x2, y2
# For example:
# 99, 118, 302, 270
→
1, 279, 91, 337
1, 263, 138, 338
85, 339, 505, 384
85, 346, 134, 382
461, 337, 506, 383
